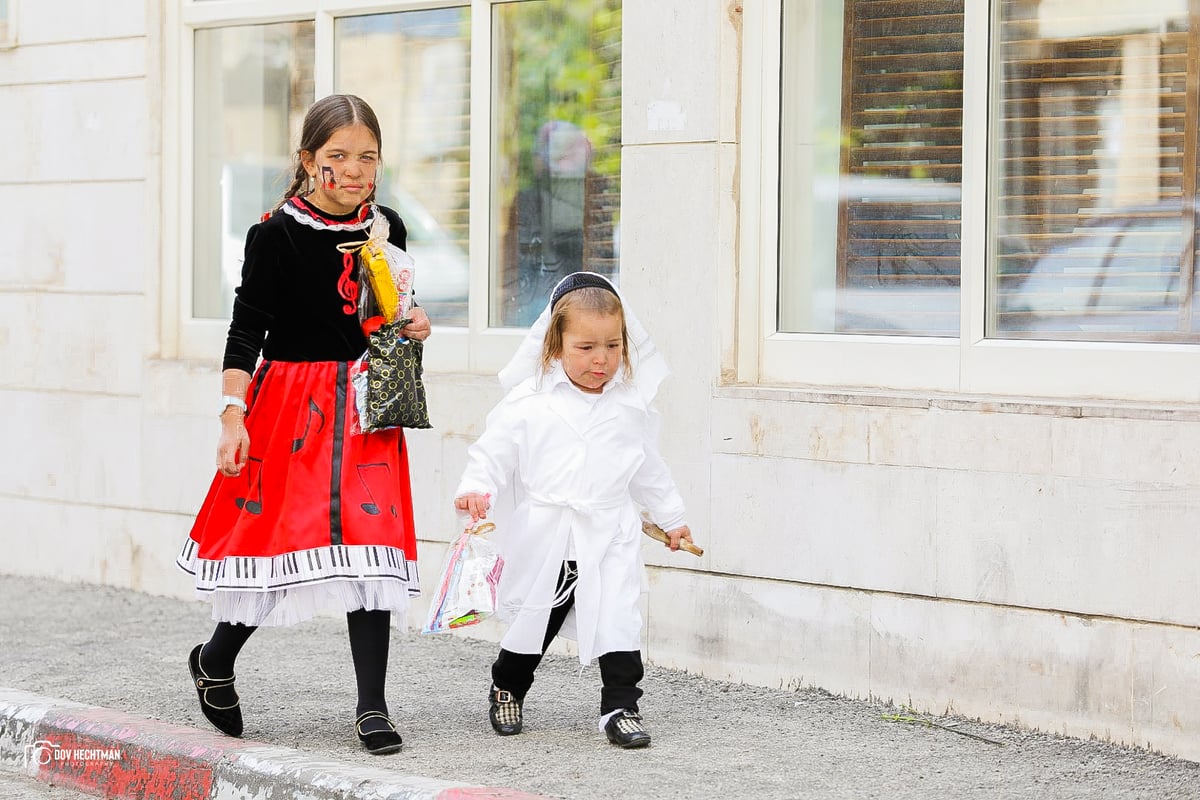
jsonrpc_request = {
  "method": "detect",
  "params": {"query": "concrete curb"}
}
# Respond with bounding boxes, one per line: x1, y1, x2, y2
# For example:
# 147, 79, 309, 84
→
0, 688, 547, 799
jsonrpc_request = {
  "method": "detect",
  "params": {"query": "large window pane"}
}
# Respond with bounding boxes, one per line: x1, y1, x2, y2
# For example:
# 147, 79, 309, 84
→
991, 1, 1200, 342
779, 0, 964, 337
336, 9, 471, 328
193, 22, 314, 319
491, 0, 622, 328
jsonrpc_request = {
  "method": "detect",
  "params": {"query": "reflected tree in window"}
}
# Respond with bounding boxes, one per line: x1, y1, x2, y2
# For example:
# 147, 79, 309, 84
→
492, 0, 622, 327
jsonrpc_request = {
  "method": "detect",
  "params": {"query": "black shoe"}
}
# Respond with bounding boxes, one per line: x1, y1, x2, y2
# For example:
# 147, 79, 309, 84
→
604, 709, 651, 748
187, 643, 243, 738
488, 686, 523, 735
355, 711, 403, 755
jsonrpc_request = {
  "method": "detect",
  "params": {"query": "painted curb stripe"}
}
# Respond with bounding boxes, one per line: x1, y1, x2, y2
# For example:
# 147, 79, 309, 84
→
0, 688, 547, 800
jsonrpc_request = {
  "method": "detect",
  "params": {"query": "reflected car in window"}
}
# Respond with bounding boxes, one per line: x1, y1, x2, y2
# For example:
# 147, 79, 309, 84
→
382, 185, 469, 327
994, 206, 1194, 338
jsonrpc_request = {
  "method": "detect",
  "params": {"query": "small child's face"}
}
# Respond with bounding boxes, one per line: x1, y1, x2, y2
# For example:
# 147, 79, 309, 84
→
559, 310, 624, 394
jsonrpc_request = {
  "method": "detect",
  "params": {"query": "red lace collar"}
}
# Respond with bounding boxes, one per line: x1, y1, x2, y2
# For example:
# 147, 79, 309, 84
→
277, 197, 375, 231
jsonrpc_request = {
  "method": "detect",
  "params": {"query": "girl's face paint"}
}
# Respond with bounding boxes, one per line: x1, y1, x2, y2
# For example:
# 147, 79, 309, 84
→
301, 123, 380, 215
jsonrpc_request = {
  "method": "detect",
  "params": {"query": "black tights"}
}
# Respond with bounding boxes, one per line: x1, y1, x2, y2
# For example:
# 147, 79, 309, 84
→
200, 609, 393, 732
346, 608, 391, 720
490, 563, 644, 715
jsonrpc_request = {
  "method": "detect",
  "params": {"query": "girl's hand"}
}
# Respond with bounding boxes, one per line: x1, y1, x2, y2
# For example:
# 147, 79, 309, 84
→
402, 307, 431, 341
455, 492, 491, 522
217, 412, 250, 477
666, 525, 693, 552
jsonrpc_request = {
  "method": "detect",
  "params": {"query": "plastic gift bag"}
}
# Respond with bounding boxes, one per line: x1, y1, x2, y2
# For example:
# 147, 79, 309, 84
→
350, 316, 431, 433
339, 209, 430, 433
422, 522, 504, 634
338, 210, 416, 326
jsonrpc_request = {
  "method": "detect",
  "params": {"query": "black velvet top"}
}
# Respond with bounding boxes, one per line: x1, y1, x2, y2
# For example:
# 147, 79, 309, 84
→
222, 199, 408, 374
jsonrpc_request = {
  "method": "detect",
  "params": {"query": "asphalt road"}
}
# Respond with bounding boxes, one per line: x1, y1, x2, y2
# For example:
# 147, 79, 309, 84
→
0, 770, 94, 799
0, 576, 1197, 800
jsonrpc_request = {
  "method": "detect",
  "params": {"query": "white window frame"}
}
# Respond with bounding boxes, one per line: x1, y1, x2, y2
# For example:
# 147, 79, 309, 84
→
737, 0, 1200, 404
161, 0, 535, 373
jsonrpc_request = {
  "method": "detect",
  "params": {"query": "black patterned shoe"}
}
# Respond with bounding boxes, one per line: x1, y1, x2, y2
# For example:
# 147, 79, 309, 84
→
188, 643, 243, 738
604, 709, 650, 749
488, 686, 523, 735
355, 711, 403, 755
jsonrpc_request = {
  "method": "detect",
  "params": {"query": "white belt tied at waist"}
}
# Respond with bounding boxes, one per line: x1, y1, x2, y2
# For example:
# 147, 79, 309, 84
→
505, 491, 629, 616
524, 490, 626, 517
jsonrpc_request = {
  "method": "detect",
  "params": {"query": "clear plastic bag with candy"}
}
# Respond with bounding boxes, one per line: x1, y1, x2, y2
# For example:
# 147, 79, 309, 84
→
340, 210, 427, 436
421, 521, 504, 634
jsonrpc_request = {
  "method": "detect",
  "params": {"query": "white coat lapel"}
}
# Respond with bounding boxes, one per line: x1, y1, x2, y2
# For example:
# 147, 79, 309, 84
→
587, 394, 620, 431
541, 365, 621, 436
545, 387, 591, 438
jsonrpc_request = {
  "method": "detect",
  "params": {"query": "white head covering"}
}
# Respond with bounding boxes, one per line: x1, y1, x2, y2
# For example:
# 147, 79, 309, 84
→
497, 272, 670, 402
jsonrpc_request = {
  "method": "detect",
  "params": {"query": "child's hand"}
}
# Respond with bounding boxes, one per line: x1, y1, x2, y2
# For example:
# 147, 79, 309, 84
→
666, 525, 693, 552
401, 306, 431, 341
216, 412, 250, 477
455, 492, 491, 522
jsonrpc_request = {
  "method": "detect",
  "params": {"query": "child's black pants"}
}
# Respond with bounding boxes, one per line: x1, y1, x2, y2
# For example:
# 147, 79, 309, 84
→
491, 561, 644, 714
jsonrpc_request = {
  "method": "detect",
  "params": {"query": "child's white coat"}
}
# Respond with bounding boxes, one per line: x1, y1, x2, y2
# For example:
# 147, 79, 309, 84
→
455, 364, 686, 664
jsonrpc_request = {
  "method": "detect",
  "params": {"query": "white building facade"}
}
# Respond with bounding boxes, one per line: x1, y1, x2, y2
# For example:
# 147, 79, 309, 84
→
2, 0, 1198, 761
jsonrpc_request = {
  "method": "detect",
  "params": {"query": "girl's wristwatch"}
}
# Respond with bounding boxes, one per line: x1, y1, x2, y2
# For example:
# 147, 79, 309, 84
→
220, 395, 247, 415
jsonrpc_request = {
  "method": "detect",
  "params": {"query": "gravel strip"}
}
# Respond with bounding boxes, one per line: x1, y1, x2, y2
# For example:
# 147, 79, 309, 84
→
0, 576, 1195, 800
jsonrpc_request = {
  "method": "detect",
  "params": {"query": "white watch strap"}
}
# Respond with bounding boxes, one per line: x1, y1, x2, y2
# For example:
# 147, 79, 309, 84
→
221, 395, 247, 413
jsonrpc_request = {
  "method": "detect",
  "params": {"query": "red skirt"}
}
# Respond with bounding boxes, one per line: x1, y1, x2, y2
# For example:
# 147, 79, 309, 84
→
176, 360, 420, 625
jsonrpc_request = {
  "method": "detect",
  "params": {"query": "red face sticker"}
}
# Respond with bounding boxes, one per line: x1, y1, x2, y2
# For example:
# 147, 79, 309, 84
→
322, 166, 336, 190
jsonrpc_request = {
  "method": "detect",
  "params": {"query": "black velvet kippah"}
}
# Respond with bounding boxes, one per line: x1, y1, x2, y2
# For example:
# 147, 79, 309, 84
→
550, 272, 619, 309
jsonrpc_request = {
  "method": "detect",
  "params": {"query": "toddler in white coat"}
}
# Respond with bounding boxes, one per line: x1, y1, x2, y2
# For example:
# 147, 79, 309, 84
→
454, 271, 693, 748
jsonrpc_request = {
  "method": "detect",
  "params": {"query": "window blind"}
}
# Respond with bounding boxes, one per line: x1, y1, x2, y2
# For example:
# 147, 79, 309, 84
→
992, 3, 1200, 341
835, 0, 965, 335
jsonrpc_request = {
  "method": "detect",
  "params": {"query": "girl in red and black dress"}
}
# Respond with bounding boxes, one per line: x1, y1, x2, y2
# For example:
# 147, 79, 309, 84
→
176, 94, 428, 755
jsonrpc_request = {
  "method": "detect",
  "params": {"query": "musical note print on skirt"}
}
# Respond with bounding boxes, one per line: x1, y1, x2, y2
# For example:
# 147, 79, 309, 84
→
179, 360, 419, 626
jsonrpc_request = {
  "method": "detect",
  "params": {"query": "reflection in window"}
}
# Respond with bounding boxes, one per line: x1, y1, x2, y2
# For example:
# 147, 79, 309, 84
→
991, 2, 1200, 342
0, 0, 12, 46
193, 22, 314, 319
336, 9, 471, 328
779, 1, 964, 336
491, 0, 622, 328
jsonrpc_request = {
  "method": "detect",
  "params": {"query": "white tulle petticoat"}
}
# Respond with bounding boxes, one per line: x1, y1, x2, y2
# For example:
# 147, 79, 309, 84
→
202, 578, 413, 628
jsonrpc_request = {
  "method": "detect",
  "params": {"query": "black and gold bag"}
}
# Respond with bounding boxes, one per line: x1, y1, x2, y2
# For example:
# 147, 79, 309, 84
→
337, 208, 432, 433
360, 317, 432, 431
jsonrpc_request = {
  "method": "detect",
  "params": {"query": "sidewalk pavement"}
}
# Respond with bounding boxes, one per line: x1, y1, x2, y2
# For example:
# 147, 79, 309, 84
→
0, 576, 1198, 800
0, 768, 94, 799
